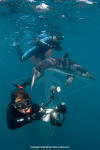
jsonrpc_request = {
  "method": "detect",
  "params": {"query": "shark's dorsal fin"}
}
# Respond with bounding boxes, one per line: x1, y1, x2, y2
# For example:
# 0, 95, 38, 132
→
63, 52, 70, 59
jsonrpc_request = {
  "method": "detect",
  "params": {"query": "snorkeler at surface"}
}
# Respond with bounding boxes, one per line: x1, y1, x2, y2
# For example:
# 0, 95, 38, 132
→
15, 32, 64, 64
7, 85, 66, 129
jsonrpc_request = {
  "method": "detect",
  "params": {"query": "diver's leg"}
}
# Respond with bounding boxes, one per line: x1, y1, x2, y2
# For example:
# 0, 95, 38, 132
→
20, 76, 32, 88
15, 44, 37, 62
22, 46, 37, 61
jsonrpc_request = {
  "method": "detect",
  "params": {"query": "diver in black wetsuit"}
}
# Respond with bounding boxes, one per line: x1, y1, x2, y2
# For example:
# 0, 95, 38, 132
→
15, 32, 64, 64
7, 87, 41, 129
7, 85, 66, 129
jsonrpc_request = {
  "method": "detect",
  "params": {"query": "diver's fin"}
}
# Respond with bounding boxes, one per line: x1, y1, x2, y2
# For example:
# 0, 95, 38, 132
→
21, 77, 32, 88
63, 52, 70, 59
14, 84, 24, 89
65, 75, 74, 86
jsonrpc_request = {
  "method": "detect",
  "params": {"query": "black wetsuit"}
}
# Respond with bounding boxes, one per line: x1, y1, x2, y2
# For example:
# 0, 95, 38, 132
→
7, 102, 65, 129
7, 103, 40, 129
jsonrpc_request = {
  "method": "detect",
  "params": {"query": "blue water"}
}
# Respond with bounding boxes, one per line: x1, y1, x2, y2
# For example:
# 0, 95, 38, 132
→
0, 0, 100, 150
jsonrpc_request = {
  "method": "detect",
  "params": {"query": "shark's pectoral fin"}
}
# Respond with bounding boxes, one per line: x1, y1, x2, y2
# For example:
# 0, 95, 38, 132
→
31, 69, 41, 90
65, 75, 74, 86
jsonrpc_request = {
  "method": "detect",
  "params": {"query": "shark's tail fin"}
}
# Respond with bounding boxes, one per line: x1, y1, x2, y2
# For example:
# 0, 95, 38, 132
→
31, 69, 41, 90
31, 73, 36, 90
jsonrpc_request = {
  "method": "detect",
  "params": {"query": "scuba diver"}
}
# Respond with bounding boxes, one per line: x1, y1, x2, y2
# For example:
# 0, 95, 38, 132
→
15, 32, 64, 64
7, 85, 66, 129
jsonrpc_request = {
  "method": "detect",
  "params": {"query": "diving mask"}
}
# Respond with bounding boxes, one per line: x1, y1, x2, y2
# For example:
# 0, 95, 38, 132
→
14, 98, 32, 110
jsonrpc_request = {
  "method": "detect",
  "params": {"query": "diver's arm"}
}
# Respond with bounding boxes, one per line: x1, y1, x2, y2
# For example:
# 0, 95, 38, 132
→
39, 36, 52, 47
14, 104, 42, 127
14, 115, 33, 126
7, 106, 33, 129
15, 104, 42, 124
32, 104, 42, 120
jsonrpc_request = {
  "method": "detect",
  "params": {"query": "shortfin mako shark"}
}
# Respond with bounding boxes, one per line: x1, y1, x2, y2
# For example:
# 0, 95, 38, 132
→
31, 53, 94, 89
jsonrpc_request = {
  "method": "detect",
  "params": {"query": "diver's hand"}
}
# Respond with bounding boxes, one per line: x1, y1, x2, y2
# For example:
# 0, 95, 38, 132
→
31, 112, 44, 120
31, 113, 37, 120
26, 114, 33, 122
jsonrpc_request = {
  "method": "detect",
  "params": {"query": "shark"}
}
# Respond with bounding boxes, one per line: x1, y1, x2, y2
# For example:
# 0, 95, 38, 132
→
31, 53, 94, 89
